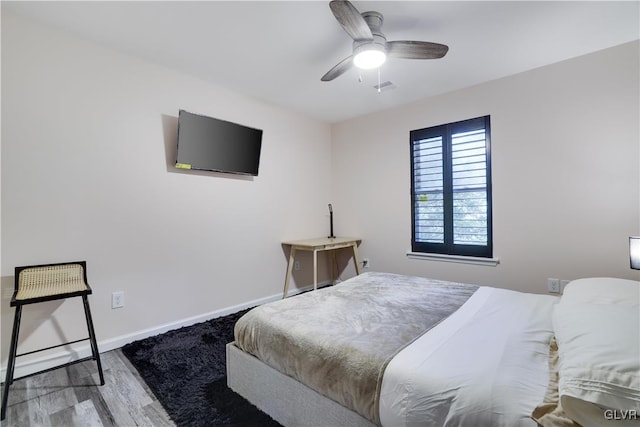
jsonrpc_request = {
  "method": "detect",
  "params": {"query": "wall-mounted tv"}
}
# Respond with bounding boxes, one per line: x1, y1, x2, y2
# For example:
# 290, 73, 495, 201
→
175, 110, 263, 176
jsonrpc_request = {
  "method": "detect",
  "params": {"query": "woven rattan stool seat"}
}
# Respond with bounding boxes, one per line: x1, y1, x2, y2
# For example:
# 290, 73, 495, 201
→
15, 264, 88, 301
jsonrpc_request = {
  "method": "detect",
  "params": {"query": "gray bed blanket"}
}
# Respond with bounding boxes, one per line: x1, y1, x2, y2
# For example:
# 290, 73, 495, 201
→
233, 272, 478, 424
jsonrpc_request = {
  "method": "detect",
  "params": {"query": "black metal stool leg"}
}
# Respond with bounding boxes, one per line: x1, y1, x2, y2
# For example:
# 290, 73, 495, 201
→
1, 305, 23, 421
82, 295, 104, 385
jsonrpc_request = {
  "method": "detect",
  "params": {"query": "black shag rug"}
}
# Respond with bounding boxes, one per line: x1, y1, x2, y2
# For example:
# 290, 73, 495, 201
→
121, 308, 282, 427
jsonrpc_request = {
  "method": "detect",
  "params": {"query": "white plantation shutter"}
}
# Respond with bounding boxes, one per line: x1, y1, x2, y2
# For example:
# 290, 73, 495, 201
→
411, 116, 492, 258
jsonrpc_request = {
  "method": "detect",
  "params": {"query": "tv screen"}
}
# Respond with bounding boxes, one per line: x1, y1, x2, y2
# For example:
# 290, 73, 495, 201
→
175, 110, 263, 176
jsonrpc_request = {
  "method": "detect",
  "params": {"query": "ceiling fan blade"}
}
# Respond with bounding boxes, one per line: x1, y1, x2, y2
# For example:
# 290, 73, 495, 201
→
329, 0, 373, 41
386, 41, 449, 59
321, 55, 354, 81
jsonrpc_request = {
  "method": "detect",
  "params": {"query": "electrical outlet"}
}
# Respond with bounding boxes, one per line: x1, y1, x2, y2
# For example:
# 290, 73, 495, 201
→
547, 278, 561, 293
362, 258, 369, 269
112, 291, 124, 309
294, 261, 300, 271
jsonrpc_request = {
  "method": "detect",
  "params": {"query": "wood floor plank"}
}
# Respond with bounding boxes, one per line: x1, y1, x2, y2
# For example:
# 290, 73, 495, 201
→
30, 387, 79, 421
3, 399, 30, 427
113, 356, 159, 411
49, 399, 103, 427
142, 400, 174, 427
72, 377, 117, 427
112, 350, 159, 403
26, 366, 72, 400
1, 349, 174, 427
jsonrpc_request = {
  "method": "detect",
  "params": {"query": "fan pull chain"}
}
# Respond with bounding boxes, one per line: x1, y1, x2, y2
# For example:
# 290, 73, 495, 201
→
377, 68, 381, 93
358, 69, 363, 83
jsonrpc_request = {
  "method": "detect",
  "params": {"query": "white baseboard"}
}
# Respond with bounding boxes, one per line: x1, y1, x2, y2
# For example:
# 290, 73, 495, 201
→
0, 281, 327, 379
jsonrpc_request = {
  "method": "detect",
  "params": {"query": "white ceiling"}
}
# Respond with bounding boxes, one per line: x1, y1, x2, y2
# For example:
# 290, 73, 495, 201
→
4, 1, 639, 123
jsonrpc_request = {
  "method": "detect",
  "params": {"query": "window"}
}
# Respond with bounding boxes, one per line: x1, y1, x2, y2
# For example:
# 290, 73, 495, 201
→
410, 116, 492, 258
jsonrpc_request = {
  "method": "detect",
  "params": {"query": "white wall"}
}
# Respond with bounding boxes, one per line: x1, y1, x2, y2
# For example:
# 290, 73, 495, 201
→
1, 11, 332, 373
331, 41, 640, 293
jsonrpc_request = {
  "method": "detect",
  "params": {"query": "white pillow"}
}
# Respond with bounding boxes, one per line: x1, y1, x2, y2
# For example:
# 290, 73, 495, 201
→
553, 278, 640, 427
561, 277, 639, 306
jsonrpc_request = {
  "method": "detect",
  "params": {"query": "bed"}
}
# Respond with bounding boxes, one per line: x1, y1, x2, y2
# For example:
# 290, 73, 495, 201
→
226, 272, 639, 427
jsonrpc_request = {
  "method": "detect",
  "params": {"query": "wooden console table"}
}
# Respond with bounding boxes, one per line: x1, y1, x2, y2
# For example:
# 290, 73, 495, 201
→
282, 237, 362, 298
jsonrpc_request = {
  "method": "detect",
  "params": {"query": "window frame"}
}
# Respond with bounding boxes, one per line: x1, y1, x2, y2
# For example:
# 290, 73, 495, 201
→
410, 115, 493, 258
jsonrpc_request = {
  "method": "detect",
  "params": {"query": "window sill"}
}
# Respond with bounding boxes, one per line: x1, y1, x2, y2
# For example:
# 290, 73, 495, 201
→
406, 251, 500, 266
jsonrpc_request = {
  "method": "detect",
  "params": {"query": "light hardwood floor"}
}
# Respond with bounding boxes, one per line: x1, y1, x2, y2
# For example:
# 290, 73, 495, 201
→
1, 349, 174, 427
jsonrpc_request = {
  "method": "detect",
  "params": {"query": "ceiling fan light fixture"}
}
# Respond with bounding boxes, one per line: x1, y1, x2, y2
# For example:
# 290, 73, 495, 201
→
353, 43, 386, 69
321, 1, 448, 81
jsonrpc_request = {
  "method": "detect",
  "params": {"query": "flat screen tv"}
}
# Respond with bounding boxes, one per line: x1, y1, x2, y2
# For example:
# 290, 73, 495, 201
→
175, 110, 263, 176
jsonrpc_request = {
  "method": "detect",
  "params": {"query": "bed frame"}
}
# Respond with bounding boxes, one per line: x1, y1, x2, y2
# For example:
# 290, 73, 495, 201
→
226, 342, 376, 427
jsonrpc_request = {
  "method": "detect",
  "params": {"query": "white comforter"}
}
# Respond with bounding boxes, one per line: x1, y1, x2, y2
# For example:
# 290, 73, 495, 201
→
379, 286, 558, 427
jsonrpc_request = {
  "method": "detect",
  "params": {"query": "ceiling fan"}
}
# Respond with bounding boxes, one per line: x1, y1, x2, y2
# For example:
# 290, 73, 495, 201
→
321, 0, 449, 82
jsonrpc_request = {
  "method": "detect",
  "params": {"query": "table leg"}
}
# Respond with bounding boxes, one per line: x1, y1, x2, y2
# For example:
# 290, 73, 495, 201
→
351, 243, 362, 275
313, 249, 318, 291
330, 250, 337, 285
283, 247, 297, 298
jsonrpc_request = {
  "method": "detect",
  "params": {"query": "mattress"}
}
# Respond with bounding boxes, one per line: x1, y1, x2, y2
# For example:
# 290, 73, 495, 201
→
234, 272, 478, 424
233, 272, 559, 426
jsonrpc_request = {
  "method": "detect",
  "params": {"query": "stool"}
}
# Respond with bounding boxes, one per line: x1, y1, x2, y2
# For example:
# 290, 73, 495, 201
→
1, 261, 105, 420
